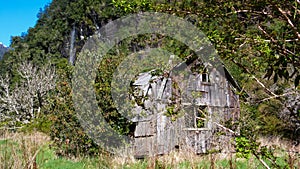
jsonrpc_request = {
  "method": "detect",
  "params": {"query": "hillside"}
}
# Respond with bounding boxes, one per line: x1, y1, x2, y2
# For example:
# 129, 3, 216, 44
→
0, 43, 8, 60
0, 0, 299, 168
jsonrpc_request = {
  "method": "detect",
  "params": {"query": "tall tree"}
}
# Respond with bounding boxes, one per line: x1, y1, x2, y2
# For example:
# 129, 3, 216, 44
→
0, 62, 56, 125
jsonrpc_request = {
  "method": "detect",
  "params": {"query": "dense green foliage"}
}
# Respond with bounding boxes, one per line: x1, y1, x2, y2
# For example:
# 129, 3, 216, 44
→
0, 0, 299, 160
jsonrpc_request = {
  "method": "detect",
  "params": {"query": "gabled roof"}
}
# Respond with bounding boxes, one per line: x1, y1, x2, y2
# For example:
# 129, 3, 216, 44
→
222, 64, 249, 98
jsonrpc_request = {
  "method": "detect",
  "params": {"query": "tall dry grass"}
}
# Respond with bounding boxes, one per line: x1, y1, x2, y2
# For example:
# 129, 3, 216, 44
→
0, 129, 50, 169
258, 135, 300, 169
258, 135, 300, 153
0, 130, 299, 169
109, 136, 300, 169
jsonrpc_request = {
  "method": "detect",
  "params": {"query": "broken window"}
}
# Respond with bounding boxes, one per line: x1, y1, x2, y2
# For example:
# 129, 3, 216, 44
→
195, 106, 207, 128
202, 68, 209, 82
202, 73, 208, 82
185, 105, 208, 128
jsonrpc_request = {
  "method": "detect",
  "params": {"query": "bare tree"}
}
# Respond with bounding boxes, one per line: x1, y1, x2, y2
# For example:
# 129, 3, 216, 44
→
0, 62, 56, 125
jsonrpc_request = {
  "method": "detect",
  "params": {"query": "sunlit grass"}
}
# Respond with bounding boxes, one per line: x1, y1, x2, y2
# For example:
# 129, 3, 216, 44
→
0, 130, 299, 169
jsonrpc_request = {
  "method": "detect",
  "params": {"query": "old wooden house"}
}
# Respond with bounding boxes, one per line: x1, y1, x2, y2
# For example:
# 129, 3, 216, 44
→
129, 58, 241, 157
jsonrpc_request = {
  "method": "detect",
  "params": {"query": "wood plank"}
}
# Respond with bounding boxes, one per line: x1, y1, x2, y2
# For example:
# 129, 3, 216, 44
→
134, 137, 155, 157
134, 121, 155, 137
183, 128, 210, 131
133, 72, 152, 86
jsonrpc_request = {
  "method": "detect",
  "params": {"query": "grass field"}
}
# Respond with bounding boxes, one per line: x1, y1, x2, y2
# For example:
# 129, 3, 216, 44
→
0, 131, 299, 169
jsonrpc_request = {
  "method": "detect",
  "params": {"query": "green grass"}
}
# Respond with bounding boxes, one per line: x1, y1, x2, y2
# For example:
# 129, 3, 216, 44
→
37, 146, 84, 169
0, 133, 299, 169
36, 146, 111, 169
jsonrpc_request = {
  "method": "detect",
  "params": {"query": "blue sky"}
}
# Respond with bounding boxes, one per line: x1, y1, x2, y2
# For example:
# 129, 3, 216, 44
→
0, 0, 52, 47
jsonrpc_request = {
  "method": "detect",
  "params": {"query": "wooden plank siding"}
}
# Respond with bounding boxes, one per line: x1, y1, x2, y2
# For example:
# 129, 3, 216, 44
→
131, 64, 240, 157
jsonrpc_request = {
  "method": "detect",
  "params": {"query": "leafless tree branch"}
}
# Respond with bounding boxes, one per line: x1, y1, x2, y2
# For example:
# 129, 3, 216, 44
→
276, 6, 300, 39
0, 62, 56, 125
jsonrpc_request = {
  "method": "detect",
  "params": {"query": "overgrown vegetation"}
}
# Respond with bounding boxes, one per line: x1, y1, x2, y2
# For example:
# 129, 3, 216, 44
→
0, 131, 299, 169
0, 0, 299, 167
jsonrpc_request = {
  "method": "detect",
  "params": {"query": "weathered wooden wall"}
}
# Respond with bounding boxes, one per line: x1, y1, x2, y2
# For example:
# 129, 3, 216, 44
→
131, 65, 240, 157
